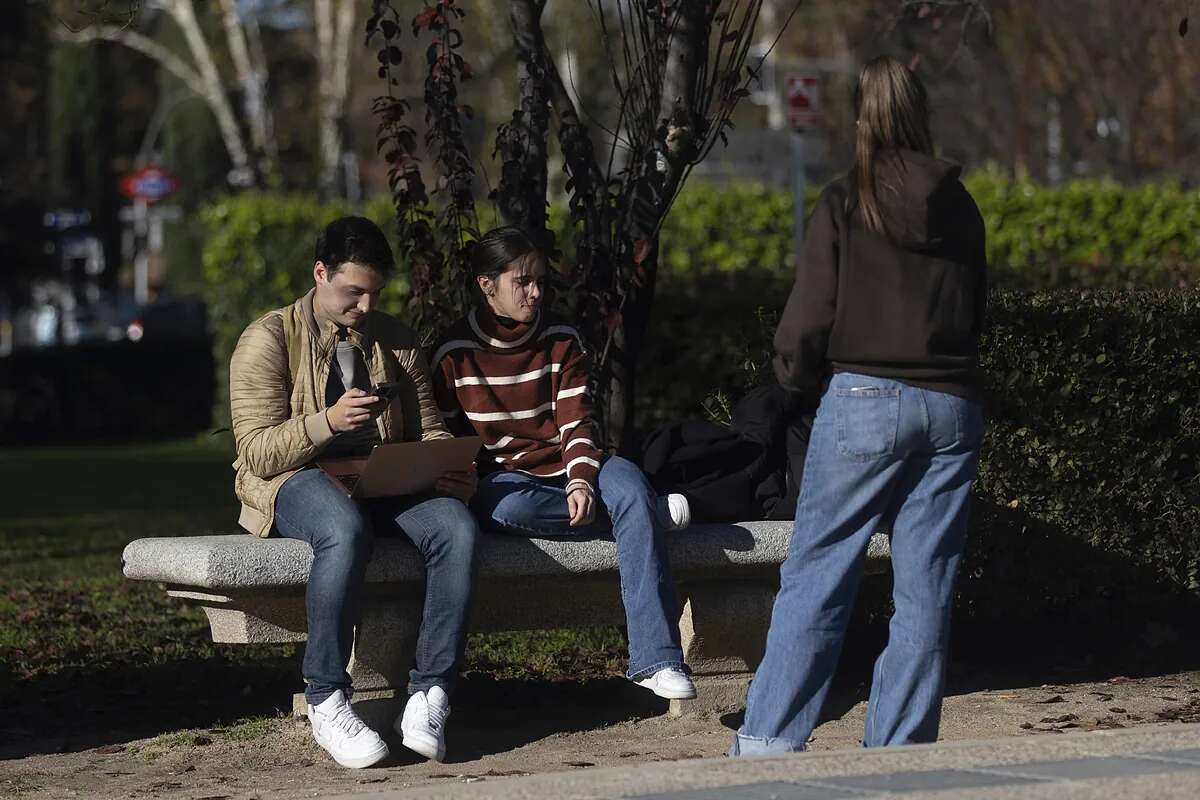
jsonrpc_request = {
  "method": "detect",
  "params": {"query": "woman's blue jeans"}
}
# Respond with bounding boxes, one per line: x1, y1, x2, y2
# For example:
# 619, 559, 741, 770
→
732, 372, 984, 755
274, 467, 479, 705
470, 455, 685, 680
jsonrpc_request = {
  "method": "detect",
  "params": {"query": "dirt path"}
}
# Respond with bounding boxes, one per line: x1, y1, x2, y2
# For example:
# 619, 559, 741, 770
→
3, 672, 1198, 800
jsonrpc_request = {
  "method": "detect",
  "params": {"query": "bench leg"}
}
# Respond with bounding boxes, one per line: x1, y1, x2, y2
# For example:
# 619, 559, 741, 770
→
293, 595, 420, 731
669, 580, 777, 718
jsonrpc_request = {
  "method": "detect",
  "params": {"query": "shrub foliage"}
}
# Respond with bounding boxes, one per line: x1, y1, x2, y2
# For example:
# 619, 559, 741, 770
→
196, 188, 1200, 618
962, 290, 1200, 620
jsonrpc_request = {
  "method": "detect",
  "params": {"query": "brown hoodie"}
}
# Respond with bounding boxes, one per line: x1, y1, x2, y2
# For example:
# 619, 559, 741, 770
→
773, 148, 988, 402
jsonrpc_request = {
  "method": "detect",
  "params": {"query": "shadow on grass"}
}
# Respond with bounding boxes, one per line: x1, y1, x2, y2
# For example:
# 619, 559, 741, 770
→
440, 676, 671, 764
0, 660, 674, 762
0, 653, 299, 760
716, 496, 1200, 739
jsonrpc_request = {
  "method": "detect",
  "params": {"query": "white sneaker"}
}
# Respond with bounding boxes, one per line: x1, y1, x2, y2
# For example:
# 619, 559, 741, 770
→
635, 667, 697, 699
308, 690, 389, 769
658, 493, 691, 530
395, 685, 449, 761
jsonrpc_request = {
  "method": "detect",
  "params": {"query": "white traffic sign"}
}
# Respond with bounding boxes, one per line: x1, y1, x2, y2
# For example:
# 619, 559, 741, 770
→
786, 74, 821, 130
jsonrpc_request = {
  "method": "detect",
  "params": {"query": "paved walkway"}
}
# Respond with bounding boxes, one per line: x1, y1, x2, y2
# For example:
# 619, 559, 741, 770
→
326, 724, 1200, 799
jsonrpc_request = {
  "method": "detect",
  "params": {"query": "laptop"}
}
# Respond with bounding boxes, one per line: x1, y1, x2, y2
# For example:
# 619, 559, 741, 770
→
317, 436, 483, 499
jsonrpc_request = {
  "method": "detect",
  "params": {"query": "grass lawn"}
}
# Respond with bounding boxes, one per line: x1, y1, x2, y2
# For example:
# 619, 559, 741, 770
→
0, 437, 624, 755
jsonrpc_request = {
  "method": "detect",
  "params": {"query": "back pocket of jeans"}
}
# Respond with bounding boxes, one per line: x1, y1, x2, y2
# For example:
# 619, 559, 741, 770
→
834, 386, 900, 461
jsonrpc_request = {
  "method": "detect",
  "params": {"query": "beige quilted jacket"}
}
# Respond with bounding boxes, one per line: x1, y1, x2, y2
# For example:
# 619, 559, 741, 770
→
229, 289, 451, 536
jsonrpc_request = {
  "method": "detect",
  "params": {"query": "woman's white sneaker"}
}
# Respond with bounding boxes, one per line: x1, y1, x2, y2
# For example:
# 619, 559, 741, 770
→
658, 493, 691, 530
395, 685, 449, 762
635, 667, 697, 699
308, 690, 389, 769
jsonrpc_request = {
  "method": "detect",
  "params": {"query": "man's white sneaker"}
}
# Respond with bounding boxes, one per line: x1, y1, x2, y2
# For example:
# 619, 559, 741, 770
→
395, 685, 449, 762
635, 667, 697, 699
658, 493, 691, 530
308, 690, 389, 769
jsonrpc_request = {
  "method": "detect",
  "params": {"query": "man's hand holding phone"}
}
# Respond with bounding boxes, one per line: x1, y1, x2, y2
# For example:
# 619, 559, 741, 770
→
327, 389, 387, 433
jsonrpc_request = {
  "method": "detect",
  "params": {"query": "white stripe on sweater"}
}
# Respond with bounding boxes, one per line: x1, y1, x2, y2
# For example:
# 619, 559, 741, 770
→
564, 437, 596, 452
566, 456, 600, 474
455, 363, 560, 387
468, 308, 541, 349
431, 339, 483, 370
539, 324, 586, 350
466, 401, 554, 422
556, 385, 588, 403
515, 466, 567, 477
484, 435, 515, 451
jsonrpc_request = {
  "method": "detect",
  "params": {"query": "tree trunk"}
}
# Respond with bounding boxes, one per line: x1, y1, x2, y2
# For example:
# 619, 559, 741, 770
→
55, 12, 253, 185
316, 0, 356, 197
217, 0, 276, 177
499, 0, 551, 243
606, 3, 709, 452
165, 0, 255, 184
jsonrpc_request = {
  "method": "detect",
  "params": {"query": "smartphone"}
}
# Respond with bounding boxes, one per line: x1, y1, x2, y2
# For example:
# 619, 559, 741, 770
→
371, 381, 402, 402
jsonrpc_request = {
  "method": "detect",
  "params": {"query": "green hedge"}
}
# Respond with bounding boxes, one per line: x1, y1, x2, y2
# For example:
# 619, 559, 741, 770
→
680, 288, 1200, 622
200, 193, 401, 426
198, 172, 1200, 392
194, 191, 1200, 623
969, 169, 1200, 288
653, 171, 1200, 289
961, 289, 1200, 622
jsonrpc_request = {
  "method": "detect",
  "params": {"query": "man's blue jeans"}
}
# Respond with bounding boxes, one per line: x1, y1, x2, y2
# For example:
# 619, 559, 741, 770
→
471, 455, 685, 680
733, 373, 984, 755
274, 467, 479, 706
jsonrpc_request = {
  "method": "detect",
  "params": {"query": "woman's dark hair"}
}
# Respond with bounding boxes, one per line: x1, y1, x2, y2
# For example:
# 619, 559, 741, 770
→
469, 225, 542, 281
315, 216, 395, 277
850, 56, 934, 235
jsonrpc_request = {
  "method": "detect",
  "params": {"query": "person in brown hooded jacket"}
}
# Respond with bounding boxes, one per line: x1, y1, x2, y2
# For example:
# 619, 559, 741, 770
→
732, 56, 988, 755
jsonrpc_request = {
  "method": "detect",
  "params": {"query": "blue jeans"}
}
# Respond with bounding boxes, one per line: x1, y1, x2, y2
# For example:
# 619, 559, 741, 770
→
471, 455, 685, 679
732, 372, 984, 755
274, 467, 479, 705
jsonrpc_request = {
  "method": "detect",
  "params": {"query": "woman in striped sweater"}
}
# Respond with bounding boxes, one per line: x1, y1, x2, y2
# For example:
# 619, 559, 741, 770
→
431, 226, 696, 700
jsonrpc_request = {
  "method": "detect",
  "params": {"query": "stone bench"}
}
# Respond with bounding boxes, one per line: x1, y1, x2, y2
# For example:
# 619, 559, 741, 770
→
122, 522, 890, 721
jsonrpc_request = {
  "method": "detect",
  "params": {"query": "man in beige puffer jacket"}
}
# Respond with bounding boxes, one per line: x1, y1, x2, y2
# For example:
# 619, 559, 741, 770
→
229, 216, 478, 769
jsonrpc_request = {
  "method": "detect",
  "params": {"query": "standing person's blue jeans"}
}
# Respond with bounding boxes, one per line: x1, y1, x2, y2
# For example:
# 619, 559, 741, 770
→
274, 467, 479, 706
471, 455, 686, 680
732, 372, 984, 754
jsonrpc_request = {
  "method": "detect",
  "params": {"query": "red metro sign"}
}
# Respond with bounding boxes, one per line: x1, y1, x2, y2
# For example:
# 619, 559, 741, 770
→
120, 165, 179, 204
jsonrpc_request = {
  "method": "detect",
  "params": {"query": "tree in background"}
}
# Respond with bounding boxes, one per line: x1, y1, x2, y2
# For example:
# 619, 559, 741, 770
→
1, 2, 53, 289
57, 0, 359, 194
863, 0, 1200, 182
370, 0, 797, 451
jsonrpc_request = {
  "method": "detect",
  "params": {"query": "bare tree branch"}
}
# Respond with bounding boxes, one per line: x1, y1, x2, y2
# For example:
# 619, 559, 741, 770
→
217, 0, 276, 174
54, 0, 142, 33
55, 23, 206, 96
160, 0, 253, 178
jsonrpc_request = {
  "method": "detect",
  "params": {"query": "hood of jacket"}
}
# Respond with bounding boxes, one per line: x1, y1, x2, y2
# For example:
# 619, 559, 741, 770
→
866, 148, 963, 250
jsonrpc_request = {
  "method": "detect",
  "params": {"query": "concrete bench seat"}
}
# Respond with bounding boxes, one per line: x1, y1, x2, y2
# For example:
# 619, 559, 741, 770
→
122, 522, 890, 719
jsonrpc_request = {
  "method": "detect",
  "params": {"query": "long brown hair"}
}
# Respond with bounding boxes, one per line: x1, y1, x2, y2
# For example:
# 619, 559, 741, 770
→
850, 56, 934, 235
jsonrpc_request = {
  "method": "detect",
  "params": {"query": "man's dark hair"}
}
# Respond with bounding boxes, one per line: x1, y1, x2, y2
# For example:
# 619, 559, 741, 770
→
315, 216, 395, 277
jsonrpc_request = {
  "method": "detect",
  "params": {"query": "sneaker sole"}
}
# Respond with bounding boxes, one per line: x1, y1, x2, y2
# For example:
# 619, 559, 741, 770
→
635, 678, 698, 700
401, 730, 445, 762
318, 737, 389, 769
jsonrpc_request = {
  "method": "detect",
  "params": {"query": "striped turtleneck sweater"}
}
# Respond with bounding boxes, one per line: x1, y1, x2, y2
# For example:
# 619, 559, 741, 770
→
431, 308, 603, 493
